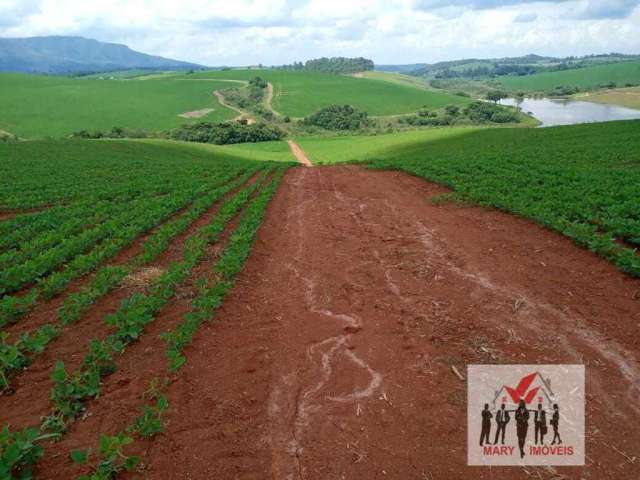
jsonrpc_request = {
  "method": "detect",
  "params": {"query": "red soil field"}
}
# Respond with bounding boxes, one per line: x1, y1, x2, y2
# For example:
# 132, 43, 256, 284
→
4, 166, 639, 479
127, 166, 639, 479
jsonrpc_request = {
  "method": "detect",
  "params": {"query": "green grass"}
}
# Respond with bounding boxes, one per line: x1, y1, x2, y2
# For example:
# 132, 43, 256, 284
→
135, 138, 296, 162
357, 71, 432, 90
178, 69, 470, 117
295, 128, 477, 164
577, 87, 640, 110
0, 73, 237, 138
366, 120, 640, 276
498, 61, 640, 92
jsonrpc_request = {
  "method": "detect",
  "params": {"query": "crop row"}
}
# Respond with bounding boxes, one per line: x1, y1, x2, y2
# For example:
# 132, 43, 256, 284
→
73, 167, 286, 480
44, 169, 270, 435
0, 195, 153, 255
0, 167, 249, 328
367, 121, 640, 277
0, 200, 134, 270
0, 141, 256, 210
1, 169, 274, 478
0, 167, 260, 391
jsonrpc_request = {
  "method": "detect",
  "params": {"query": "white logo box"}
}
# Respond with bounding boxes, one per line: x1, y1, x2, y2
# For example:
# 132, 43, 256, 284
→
467, 364, 585, 466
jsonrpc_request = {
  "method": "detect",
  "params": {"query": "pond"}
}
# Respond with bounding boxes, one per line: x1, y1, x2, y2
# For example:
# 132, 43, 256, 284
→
499, 97, 640, 127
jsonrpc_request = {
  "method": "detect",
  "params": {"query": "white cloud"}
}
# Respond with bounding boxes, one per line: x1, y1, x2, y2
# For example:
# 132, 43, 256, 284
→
0, 0, 638, 65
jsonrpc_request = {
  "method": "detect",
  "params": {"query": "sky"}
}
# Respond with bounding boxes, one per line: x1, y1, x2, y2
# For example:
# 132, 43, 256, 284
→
0, 0, 639, 66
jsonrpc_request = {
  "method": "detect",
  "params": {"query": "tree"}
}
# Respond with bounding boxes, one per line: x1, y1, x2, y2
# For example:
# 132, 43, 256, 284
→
486, 91, 508, 103
445, 105, 460, 116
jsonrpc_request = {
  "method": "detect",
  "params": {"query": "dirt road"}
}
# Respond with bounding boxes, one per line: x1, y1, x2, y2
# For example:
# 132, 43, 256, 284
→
265, 82, 280, 117
213, 90, 256, 124
131, 166, 640, 479
287, 140, 313, 166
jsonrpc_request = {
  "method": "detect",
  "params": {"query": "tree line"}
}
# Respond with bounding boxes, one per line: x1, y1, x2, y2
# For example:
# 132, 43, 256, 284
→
275, 57, 374, 74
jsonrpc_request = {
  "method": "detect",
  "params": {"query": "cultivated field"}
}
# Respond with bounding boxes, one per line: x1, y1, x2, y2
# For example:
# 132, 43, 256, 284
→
367, 120, 640, 276
497, 60, 640, 91
1, 64, 640, 480
0, 74, 236, 138
177, 69, 470, 117
0, 139, 294, 478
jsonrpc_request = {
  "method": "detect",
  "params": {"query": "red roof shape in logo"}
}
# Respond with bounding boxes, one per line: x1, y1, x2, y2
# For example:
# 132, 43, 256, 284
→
493, 371, 556, 407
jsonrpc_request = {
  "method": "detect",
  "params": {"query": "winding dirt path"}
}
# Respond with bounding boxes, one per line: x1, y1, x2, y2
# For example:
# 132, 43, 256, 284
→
287, 140, 313, 167
213, 90, 256, 124
265, 82, 280, 117
132, 166, 640, 480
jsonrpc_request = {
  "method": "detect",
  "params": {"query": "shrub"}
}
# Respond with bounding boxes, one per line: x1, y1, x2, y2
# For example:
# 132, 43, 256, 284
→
464, 102, 519, 124
70, 127, 148, 139
249, 76, 268, 89
303, 105, 370, 130
170, 121, 285, 145
400, 115, 451, 126
445, 105, 460, 116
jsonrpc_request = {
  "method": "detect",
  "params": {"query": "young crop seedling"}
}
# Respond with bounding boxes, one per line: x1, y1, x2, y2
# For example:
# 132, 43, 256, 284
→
70, 433, 139, 480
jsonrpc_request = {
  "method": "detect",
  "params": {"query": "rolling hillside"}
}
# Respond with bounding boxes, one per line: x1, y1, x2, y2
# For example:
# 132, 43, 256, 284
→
0, 73, 235, 138
579, 86, 640, 109
178, 69, 470, 117
0, 36, 202, 74
497, 60, 640, 91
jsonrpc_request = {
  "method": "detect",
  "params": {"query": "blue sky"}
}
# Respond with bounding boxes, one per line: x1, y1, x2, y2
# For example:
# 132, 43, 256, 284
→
0, 0, 638, 65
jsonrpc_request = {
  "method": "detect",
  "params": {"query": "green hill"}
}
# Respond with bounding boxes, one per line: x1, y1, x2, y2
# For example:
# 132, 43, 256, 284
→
0, 73, 236, 138
497, 61, 640, 92
0, 36, 202, 75
179, 69, 470, 117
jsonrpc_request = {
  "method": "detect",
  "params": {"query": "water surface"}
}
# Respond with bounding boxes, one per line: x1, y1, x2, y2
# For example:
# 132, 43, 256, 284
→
499, 97, 640, 127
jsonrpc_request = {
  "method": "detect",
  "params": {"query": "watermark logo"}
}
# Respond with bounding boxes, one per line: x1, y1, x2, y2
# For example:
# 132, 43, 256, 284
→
468, 364, 585, 466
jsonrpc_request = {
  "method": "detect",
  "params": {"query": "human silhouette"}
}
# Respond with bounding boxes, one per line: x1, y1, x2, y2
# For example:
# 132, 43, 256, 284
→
493, 404, 510, 445
550, 404, 562, 445
534, 403, 547, 444
515, 400, 530, 458
480, 403, 493, 446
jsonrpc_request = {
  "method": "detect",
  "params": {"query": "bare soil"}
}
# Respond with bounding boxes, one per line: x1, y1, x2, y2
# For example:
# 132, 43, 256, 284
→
111, 166, 640, 480
178, 108, 214, 119
287, 140, 313, 167
0, 206, 48, 221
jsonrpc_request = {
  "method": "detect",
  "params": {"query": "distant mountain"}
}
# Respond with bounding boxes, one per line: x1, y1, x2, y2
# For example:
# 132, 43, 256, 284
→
0, 36, 203, 75
409, 53, 640, 78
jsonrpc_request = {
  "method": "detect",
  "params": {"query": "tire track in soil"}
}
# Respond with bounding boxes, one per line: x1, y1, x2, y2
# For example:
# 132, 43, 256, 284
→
0, 172, 264, 428
114, 166, 640, 480
34, 171, 276, 479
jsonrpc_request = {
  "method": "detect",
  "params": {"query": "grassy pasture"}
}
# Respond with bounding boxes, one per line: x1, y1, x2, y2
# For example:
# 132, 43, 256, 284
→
357, 71, 432, 90
366, 120, 640, 276
497, 60, 640, 91
578, 87, 640, 110
0, 73, 236, 138
295, 128, 477, 164
177, 69, 470, 117
135, 138, 296, 162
